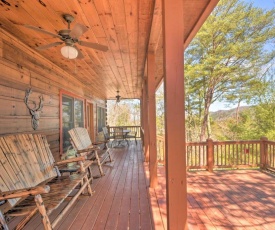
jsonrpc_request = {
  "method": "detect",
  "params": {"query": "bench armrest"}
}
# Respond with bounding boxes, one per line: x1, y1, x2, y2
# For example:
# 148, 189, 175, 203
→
93, 140, 108, 145
55, 156, 86, 166
77, 146, 99, 154
0, 185, 50, 201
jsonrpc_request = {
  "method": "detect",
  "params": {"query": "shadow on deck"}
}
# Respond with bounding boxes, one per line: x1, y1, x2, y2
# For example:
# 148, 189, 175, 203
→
154, 166, 275, 229
7, 141, 275, 229
8, 141, 154, 230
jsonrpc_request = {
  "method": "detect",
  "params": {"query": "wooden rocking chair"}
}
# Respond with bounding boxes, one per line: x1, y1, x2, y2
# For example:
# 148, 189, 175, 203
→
68, 127, 113, 177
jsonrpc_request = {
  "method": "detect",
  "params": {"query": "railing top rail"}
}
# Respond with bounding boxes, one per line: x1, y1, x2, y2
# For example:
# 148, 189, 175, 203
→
266, 140, 275, 145
108, 125, 141, 128
186, 142, 207, 146
213, 140, 261, 145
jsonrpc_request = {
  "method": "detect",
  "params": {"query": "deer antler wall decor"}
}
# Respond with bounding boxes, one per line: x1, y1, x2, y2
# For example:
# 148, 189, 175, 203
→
24, 88, 44, 130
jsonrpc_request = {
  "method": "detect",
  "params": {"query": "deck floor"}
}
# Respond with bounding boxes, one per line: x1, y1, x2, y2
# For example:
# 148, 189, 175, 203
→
8, 141, 153, 230
155, 167, 275, 229
7, 143, 275, 229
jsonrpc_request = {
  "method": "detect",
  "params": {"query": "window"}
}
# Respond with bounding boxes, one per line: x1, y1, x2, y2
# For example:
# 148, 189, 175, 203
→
97, 106, 106, 132
62, 95, 84, 150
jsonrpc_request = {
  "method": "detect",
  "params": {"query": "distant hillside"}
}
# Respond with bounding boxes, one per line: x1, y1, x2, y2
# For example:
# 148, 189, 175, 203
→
210, 106, 251, 121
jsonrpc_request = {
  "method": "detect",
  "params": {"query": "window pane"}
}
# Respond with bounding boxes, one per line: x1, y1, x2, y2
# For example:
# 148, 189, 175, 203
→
62, 96, 73, 150
74, 99, 84, 127
97, 107, 105, 132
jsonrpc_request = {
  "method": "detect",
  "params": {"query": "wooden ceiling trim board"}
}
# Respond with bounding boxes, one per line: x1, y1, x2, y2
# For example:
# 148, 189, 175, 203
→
184, 0, 220, 49
108, 0, 134, 98
18, 1, 66, 37
78, 1, 119, 96
0, 4, 60, 53
124, 0, 139, 98
154, 37, 163, 88
137, 0, 155, 98
93, 0, 129, 96
78, 0, 107, 38
148, 0, 162, 53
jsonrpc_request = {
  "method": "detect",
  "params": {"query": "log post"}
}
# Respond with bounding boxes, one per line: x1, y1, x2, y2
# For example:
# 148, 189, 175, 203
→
207, 138, 214, 172
143, 80, 150, 162
163, 0, 187, 228
148, 52, 158, 188
34, 194, 52, 230
260, 136, 268, 170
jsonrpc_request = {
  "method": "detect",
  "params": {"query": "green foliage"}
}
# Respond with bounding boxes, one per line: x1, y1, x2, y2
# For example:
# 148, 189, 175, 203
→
107, 100, 140, 126
185, 0, 275, 140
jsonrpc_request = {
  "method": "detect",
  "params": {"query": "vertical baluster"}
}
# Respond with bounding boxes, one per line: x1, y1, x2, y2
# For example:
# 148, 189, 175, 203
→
224, 144, 226, 166
232, 144, 236, 165
251, 143, 257, 165
220, 144, 222, 166
187, 146, 189, 167
236, 143, 239, 165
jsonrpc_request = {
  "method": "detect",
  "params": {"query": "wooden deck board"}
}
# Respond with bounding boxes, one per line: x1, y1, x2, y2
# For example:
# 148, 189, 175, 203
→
155, 168, 275, 230
7, 142, 275, 230
5, 141, 157, 230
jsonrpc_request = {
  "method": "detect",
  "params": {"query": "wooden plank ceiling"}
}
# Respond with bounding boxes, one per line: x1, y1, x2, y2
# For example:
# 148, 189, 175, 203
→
0, 0, 218, 99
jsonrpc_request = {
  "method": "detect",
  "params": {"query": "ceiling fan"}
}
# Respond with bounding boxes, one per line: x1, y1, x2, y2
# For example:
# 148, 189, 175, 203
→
108, 90, 122, 104
115, 90, 121, 103
25, 14, 108, 59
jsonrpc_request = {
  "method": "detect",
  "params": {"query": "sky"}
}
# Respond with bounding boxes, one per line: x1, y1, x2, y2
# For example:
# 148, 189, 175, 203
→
210, 0, 274, 112
243, 0, 274, 9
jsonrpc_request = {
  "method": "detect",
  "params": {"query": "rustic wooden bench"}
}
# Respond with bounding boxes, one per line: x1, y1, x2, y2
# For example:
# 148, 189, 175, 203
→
0, 134, 93, 230
69, 127, 112, 177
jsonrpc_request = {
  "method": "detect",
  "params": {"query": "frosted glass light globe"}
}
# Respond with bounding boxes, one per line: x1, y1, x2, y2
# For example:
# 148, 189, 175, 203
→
61, 46, 78, 59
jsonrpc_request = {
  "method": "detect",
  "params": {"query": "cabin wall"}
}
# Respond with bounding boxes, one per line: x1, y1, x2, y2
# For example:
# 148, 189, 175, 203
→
0, 29, 105, 161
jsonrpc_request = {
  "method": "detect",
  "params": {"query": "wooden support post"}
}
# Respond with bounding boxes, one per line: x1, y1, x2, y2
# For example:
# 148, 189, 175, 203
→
143, 81, 150, 162
148, 52, 158, 188
207, 139, 214, 172
162, 0, 187, 229
141, 91, 145, 149
34, 194, 52, 230
260, 136, 268, 170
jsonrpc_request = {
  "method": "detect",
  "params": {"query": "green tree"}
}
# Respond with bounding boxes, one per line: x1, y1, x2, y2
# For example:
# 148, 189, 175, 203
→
107, 100, 140, 126
185, 0, 275, 141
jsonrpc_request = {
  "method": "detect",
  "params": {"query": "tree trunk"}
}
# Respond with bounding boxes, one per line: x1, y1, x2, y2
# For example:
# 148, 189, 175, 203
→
236, 100, 241, 125
200, 89, 213, 141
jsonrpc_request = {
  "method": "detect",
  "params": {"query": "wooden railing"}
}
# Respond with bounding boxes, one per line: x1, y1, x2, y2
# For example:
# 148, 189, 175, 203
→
108, 126, 141, 138
156, 136, 275, 172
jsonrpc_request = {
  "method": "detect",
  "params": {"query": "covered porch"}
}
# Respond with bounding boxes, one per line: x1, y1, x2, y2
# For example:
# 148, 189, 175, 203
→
0, 0, 220, 229
5, 142, 275, 229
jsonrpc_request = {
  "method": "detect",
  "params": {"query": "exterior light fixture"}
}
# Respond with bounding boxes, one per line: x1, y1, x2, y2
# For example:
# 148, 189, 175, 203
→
61, 45, 78, 59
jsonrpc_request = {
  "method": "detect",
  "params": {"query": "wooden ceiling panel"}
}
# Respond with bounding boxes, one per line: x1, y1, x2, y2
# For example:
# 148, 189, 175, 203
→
0, 0, 219, 99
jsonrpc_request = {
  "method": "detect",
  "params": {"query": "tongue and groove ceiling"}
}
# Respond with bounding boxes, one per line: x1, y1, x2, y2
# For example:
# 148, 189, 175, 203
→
0, 0, 219, 99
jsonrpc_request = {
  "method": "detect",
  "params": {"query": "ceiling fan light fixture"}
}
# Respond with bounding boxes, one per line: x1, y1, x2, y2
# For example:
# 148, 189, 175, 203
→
61, 45, 78, 59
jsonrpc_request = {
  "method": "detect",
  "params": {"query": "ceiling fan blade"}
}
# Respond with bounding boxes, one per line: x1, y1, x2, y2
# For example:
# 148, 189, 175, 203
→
25, 25, 61, 38
74, 46, 84, 59
36, 42, 64, 50
78, 40, 108, 52
70, 23, 88, 39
